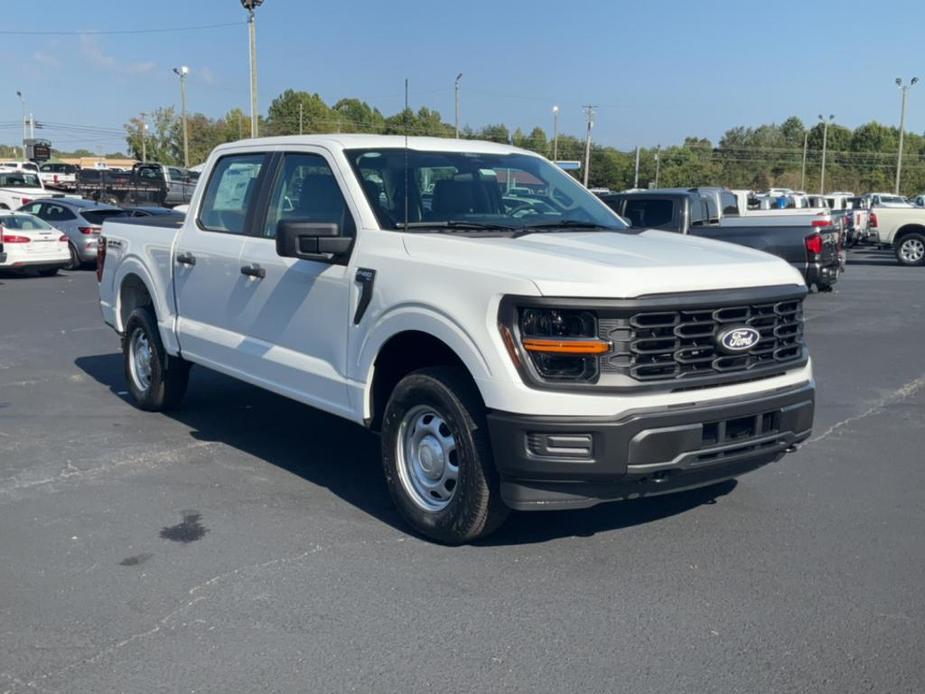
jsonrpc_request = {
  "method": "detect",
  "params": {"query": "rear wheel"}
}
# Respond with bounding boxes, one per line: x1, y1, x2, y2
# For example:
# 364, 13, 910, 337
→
381, 366, 509, 544
895, 233, 925, 266
64, 243, 81, 271
123, 306, 190, 411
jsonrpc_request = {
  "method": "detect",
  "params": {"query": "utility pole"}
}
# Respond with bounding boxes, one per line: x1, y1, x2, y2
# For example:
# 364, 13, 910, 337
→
173, 66, 190, 168
552, 105, 559, 162
241, 0, 264, 138
16, 90, 26, 160
633, 146, 640, 189
894, 77, 919, 195
654, 145, 661, 188
139, 112, 148, 163
818, 114, 834, 195
800, 131, 808, 191
299, 101, 304, 135
582, 105, 595, 187
454, 73, 462, 138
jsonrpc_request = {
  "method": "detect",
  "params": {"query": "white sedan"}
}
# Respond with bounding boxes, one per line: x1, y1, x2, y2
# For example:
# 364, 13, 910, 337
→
0, 212, 71, 276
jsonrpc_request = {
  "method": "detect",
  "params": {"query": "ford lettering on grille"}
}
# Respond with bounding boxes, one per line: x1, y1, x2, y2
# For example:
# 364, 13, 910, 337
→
717, 327, 760, 353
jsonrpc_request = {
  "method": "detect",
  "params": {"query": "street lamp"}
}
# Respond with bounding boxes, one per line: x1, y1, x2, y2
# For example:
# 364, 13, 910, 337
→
16, 90, 26, 160
173, 66, 190, 168
241, 0, 264, 138
818, 114, 834, 194
552, 105, 559, 162
894, 76, 918, 195
454, 73, 463, 138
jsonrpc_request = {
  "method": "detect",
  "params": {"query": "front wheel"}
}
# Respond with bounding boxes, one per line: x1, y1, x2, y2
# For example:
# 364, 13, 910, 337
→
896, 233, 925, 266
123, 306, 190, 411
381, 366, 509, 544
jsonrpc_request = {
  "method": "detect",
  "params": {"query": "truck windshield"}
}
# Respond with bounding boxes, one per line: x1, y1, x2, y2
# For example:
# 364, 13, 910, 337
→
345, 148, 626, 232
0, 172, 41, 188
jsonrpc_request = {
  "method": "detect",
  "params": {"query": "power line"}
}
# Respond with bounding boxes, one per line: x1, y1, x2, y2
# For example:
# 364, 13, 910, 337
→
0, 21, 243, 36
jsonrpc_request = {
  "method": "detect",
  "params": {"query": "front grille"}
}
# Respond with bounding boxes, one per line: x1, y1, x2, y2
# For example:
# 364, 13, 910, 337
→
600, 298, 804, 383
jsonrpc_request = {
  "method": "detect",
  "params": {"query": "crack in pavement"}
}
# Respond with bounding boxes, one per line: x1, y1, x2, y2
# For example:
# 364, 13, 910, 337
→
20, 537, 408, 691
808, 374, 925, 445
0, 440, 217, 499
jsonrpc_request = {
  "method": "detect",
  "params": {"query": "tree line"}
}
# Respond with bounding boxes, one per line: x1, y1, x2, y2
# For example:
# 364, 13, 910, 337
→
115, 90, 925, 195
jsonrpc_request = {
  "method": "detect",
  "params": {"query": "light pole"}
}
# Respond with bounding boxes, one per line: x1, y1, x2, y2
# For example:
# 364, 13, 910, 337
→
454, 73, 462, 138
241, 0, 264, 138
582, 105, 595, 187
173, 66, 190, 168
16, 90, 26, 159
552, 105, 559, 162
894, 77, 918, 195
818, 114, 834, 195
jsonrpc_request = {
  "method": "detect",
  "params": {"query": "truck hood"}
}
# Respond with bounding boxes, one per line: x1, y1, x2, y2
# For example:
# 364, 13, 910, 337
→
402, 229, 805, 298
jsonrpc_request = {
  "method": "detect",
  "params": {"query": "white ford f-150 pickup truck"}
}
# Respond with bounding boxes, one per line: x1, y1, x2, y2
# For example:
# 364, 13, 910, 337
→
97, 135, 815, 543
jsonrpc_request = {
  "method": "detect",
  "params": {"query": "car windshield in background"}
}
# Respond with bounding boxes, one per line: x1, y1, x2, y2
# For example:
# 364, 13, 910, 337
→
345, 148, 627, 232
0, 172, 41, 188
0, 214, 52, 230
81, 209, 128, 225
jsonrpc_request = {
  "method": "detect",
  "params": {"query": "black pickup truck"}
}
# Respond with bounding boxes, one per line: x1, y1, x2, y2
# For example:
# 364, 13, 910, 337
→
600, 189, 840, 291
75, 164, 168, 207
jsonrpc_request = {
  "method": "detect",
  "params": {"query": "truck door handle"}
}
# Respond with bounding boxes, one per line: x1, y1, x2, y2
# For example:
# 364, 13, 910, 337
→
176, 251, 196, 266
240, 263, 266, 279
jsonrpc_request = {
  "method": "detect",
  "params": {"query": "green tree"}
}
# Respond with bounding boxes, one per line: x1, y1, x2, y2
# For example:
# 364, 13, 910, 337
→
266, 89, 331, 135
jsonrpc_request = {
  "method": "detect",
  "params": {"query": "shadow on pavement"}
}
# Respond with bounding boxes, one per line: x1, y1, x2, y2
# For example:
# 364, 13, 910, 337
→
76, 352, 736, 545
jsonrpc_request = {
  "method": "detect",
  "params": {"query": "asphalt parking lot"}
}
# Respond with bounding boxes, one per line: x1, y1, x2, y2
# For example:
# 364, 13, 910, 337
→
1, 249, 923, 694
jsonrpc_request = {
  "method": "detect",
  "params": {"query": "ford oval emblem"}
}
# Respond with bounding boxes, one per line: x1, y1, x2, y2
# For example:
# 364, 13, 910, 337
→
716, 326, 760, 354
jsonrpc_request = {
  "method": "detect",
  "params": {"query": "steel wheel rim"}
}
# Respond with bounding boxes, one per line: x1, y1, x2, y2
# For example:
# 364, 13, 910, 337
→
128, 328, 154, 392
396, 405, 459, 511
900, 238, 924, 263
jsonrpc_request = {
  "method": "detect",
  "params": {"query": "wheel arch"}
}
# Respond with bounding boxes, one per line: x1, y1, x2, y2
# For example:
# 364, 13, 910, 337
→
365, 329, 488, 432
894, 224, 925, 244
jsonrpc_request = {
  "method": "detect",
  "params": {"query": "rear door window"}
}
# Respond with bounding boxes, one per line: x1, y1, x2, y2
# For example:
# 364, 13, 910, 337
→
197, 153, 268, 234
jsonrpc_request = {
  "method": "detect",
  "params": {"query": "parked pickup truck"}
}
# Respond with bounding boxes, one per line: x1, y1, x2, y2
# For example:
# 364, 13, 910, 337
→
39, 162, 79, 192
867, 206, 925, 265
98, 135, 815, 543
601, 189, 840, 290
0, 168, 65, 210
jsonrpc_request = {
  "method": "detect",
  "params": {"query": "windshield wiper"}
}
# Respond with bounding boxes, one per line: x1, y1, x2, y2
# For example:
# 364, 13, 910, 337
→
397, 221, 517, 231
511, 220, 618, 237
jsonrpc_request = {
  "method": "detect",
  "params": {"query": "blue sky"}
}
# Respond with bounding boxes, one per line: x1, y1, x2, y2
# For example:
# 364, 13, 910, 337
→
2, 0, 924, 154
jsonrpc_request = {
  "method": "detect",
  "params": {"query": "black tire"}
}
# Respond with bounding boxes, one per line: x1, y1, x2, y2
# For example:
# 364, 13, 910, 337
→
64, 243, 81, 271
895, 232, 925, 266
37, 267, 59, 277
381, 366, 509, 544
122, 306, 190, 411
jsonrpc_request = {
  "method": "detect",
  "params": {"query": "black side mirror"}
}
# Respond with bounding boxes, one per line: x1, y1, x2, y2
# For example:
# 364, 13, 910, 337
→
276, 220, 352, 262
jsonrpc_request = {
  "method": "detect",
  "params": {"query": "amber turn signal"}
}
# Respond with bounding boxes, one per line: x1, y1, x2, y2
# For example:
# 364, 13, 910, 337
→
522, 338, 611, 355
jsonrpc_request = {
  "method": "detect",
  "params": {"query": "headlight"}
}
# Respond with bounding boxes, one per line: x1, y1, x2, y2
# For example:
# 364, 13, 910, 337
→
503, 306, 610, 382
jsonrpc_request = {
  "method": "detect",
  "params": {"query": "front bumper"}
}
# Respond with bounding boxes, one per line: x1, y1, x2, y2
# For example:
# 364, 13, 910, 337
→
487, 383, 814, 510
